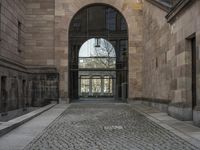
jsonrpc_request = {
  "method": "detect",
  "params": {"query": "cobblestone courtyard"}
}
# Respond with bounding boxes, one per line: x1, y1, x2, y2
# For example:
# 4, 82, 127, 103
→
24, 103, 200, 150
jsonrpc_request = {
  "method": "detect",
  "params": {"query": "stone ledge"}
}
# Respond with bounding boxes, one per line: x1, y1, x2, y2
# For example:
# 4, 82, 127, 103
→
0, 104, 56, 137
129, 98, 170, 112
129, 97, 171, 104
168, 103, 193, 121
193, 107, 200, 127
0, 56, 58, 74
169, 102, 192, 108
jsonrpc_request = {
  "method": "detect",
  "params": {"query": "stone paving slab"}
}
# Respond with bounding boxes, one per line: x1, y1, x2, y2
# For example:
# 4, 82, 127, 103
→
23, 103, 200, 150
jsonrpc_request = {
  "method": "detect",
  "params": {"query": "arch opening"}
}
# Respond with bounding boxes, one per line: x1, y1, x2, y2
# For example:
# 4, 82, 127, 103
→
68, 4, 128, 101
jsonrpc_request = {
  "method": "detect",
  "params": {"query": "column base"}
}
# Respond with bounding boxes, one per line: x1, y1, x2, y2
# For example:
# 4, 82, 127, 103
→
168, 103, 192, 121
193, 106, 200, 127
59, 98, 70, 104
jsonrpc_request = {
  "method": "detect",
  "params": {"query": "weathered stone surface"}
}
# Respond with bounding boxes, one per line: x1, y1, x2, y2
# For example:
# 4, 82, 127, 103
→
142, 0, 200, 107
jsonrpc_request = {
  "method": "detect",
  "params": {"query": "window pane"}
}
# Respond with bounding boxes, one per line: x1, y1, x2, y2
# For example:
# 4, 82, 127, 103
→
92, 76, 101, 94
104, 76, 113, 94
106, 8, 117, 31
120, 17, 127, 31
79, 58, 116, 69
81, 76, 90, 94
119, 40, 128, 61
79, 38, 116, 57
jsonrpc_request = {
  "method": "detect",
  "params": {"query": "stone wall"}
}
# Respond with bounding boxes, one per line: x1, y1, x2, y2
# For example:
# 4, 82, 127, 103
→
0, 0, 59, 113
0, 0, 27, 112
142, 0, 200, 122
0, 66, 29, 112
142, 1, 171, 102
0, 0, 25, 63
24, 0, 55, 66
0, 66, 59, 113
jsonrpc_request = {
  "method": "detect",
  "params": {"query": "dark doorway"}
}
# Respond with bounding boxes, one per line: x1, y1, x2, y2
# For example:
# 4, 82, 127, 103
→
69, 4, 128, 102
191, 36, 196, 109
22, 80, 26, 109
1, 76, 7, 113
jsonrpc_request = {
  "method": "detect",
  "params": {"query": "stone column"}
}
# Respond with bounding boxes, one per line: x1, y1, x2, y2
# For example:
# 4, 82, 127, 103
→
193, 32, 200, 126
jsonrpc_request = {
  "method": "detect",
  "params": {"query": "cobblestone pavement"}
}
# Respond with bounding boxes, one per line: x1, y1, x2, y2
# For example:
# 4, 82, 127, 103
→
24, 103, 200, 150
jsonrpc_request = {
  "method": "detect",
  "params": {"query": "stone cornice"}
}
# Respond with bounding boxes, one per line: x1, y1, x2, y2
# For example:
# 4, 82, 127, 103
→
145, 0, 171, 12
166, 0, 195, 23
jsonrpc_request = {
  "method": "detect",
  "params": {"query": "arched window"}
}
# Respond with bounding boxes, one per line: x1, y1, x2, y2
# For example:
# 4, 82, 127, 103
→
79, 38, 116, 69
69, 4, 128, 101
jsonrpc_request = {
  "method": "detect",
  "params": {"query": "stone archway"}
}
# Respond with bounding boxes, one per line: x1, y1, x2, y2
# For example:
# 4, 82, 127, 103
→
54, 0, 143, 103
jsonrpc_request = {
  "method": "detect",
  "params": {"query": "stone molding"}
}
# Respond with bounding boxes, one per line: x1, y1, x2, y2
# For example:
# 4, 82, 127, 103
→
0, 56, 58, 74
166, 0, 195, 23
145, 0, 171, 12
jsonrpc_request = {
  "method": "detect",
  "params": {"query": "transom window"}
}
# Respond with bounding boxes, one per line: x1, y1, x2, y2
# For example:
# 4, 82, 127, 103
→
79, 38, 116, 69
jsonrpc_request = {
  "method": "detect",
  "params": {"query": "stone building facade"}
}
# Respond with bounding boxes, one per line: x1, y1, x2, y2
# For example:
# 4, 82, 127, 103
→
0, 0, 59, 112
0, 0, 200, 125
142, 0, 200, 125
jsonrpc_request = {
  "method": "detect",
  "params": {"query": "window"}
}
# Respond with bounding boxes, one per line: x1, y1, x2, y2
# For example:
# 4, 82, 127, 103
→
164, 52, 167, 64
120, 40, 128, 51
156, 57, 158, 68
22, 80, 26, 107
79, 38, 116, 69
191, 36, 197, 108
104, 76, 113, 94
120, 17, 127, 31
18, 21, 22, 53
72, 15, 81, 32
92, 76, 101, 94
1, 76, 6, 92
106, 8, 117, 31
80, 76, 90, 95
119, 40, 128, 60
69, 5, 128, 100
110, 41, 117, 49
0, 3, 2, 42
1, 76, 7, 112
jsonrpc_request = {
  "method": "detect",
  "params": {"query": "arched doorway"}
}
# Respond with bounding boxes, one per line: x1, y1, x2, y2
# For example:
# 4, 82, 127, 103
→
79, 38, 116, 99
69, 4, 128, 101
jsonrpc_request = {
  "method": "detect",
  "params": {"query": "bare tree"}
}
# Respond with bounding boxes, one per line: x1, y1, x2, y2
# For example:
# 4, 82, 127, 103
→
92, 38, 116, 69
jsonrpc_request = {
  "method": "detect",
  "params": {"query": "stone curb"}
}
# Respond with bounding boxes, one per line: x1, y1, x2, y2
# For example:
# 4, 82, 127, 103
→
0, 104, 56, 137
